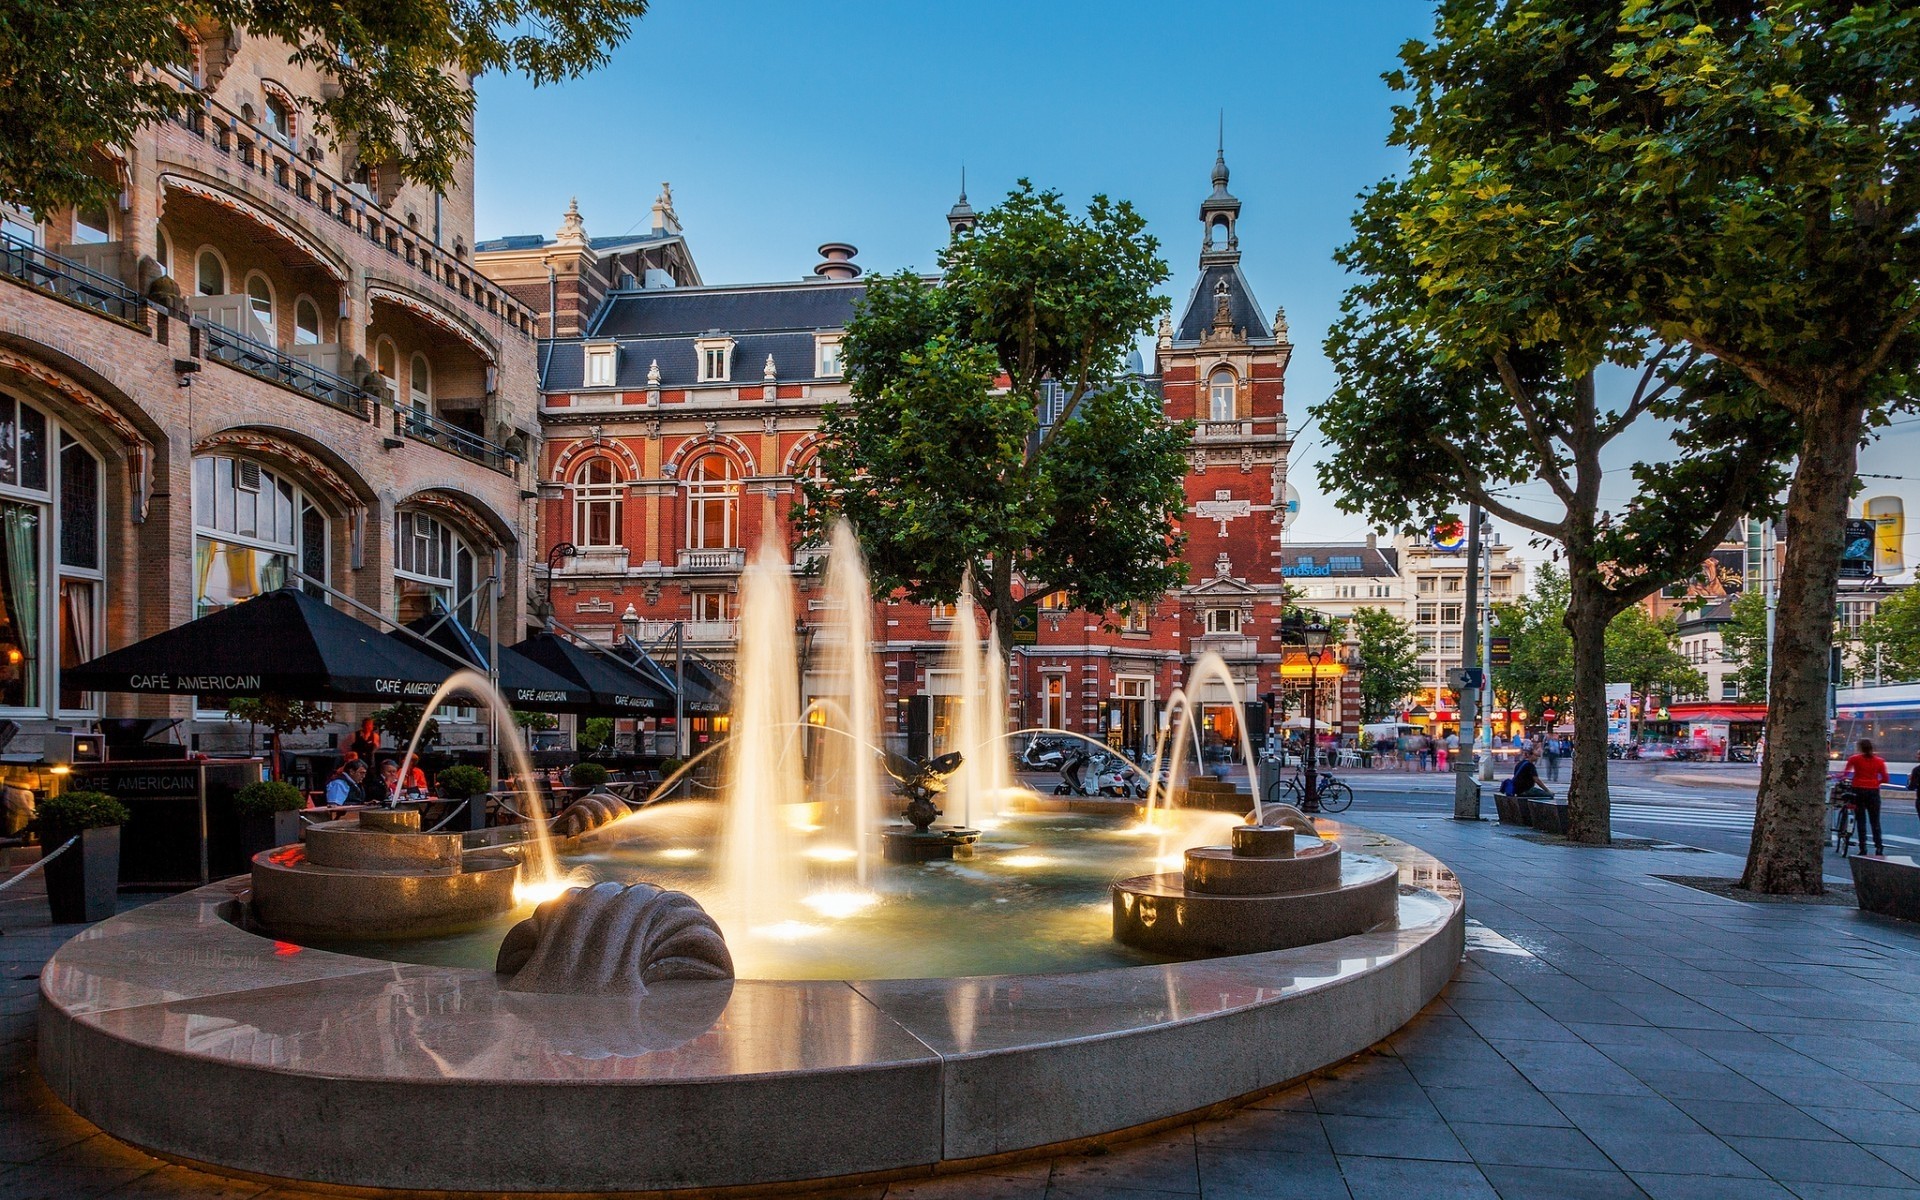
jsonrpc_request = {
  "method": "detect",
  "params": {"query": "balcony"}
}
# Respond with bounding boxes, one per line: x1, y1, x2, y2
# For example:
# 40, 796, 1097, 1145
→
677, 547, 747, 572
635, 619, 739, 645
1195, 634, 1259, 660
196, 318, 370, 417
394, 404, 520, 477
1195, 419, 1255, 440
1, 232, 146, 325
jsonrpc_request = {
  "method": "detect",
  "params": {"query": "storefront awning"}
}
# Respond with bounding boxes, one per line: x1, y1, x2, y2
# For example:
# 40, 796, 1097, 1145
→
391, 612, 595, 712
510, 632, 674, 715
1667, 703, 1768, 723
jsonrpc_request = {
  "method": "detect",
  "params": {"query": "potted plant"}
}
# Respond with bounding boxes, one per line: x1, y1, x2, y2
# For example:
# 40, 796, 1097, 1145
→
234, 780, 305, 861
436, 764, 493, 833
570, 762, 610, 790
36, 790, 129, 924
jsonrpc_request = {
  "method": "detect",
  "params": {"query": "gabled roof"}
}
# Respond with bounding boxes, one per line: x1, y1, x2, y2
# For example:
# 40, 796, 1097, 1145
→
588, 280, 866, 339
1172, 263, 1273, 344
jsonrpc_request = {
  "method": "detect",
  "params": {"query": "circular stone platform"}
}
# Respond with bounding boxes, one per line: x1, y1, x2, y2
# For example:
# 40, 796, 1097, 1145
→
37, 820, 1463, 1196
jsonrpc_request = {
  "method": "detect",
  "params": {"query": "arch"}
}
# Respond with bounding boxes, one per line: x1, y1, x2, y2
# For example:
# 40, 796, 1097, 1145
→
683, 451, 742, 550
193, 427, 375, 516
159, 173, 350, 284
0, 347, 150, 451
194, 245, 228, 297
661, 432, 755, 480
549, 436, 640, 483
259, 79, 297, 141
373, 337, 399, 383
782, 432, 827, 476
1207, 365, 1238, 421
569, 456, 625, 549
400, 488, 516, 550
366, 284, 499, 365
408, 352, 432, 409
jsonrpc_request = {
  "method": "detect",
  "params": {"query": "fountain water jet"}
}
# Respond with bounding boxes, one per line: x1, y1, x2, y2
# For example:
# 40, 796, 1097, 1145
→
812, 520, 884, 885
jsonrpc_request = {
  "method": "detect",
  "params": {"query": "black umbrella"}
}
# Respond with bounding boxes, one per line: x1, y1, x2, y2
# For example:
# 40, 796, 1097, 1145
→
390, 612, 595, 712
66, 588, 449, 702
510, 631, 674, 715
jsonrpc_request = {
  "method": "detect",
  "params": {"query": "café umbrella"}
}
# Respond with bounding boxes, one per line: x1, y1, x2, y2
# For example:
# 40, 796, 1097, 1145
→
510, 631, 674, 715
65, 587, 450, 702
390, 612, 595, 712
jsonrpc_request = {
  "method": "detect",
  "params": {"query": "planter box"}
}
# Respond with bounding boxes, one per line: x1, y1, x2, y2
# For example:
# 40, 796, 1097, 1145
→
44, 825, 120, 924
1526, 798, 1569, 836
238, 811, 304, 863
1492, 790, 1523, 825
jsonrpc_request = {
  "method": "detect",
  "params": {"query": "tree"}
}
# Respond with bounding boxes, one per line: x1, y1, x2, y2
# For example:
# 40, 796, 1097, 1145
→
1382, 2, 1920, 890
224, 695, 329, 781
1346, 607, 1421, 723
1605, 608, 1704, 736
370, 703, 438, 750
1492, 563, 1575, 725
800, 183, 1189, 652
1321, 162, 1790, 844
1852, 588, 1920, 685
0, 0, 650, 216
1719, 591, 1772, 704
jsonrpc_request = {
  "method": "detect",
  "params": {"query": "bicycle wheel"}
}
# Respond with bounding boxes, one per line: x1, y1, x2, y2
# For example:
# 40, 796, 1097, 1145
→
1266, 776, 1295, 808
1835, 809, 1854, 856
1318, 780, 1354, 813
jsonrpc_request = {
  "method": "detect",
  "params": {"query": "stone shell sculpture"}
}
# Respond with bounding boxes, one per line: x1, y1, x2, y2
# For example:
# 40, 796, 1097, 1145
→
496, 880, 733, 995
551, 790, 632, 838
1250, 803, 1319, 838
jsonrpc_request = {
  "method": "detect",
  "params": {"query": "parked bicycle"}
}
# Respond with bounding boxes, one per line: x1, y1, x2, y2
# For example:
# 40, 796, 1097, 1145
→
1268, 771, 1353, 814
1829, 781, 1857, 857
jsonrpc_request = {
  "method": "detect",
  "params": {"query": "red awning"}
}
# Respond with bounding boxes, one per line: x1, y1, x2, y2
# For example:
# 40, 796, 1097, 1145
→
1666, 703, 1768, 723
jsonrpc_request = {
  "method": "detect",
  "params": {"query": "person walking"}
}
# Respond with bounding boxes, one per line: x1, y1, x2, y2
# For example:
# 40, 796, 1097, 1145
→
1842, 738, 1888, 856
1543, 735, 1562, 783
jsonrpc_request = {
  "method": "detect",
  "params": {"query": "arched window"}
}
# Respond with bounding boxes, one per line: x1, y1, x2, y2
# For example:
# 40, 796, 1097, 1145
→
408, 353, 431, 413
195, 247, 226, 297
192, 455, 326, 618
1209, 368, 1237, 421
244, 272, 275, 345
262, 88, 293, 140
374, 337, 398, 383
72, 204, 112, 245
685, 454, 740, 549
293, 296, 321, 346
154, 228, 171, 277
572, 458, 624, 549
395, 509, 477, 627
0, 391, 104, 713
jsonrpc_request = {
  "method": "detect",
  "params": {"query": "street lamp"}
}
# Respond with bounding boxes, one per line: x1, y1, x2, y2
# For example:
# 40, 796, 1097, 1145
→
543, 542, 578, 618
620, 603, 640, 644
1302, 621, 1329, 813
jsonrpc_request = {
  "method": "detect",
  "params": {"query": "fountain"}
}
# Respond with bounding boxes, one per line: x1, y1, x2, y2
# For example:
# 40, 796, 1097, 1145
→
877, 750, 979, 862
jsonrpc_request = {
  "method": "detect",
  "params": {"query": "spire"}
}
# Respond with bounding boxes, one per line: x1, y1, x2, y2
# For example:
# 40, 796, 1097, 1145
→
946, 165, 977, 239
555, 196, 588, 248
1212, 111, 1230, 194
1199, 128, 1241, 266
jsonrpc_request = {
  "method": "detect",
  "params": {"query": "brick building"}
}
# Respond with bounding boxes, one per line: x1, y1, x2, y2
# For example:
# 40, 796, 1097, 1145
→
0, 31, 541, 756
482, 151, 1366, 760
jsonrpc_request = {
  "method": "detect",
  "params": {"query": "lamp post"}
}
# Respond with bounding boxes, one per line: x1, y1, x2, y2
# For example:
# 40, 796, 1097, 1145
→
1302, 621, 1329, 813
543, 542, 578, 619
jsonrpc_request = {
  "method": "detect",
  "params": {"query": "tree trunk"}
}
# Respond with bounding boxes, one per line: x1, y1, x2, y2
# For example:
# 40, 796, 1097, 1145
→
1742, 392, 1867, 894
1563, 569, 1613, 845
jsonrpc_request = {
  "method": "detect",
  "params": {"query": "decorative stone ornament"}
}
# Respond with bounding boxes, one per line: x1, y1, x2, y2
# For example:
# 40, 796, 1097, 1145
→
496, 881, 733, 995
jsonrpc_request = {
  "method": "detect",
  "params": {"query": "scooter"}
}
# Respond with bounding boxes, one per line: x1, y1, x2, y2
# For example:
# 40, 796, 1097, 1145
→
1052, 749, 1096, 797
1020, 736, 1070, 772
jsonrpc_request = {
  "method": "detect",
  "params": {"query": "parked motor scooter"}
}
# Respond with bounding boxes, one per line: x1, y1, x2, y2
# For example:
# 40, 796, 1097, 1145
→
1020, 736, 1069, 772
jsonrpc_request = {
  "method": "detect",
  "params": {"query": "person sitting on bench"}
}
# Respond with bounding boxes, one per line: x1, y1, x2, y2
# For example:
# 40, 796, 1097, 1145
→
1506, 748, 1551, 799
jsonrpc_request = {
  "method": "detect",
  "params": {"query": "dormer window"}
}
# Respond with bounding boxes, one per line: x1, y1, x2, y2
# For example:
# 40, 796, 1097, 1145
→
816, 334, 844, 378
696, 336, 734, 383
584, 342, 617, 388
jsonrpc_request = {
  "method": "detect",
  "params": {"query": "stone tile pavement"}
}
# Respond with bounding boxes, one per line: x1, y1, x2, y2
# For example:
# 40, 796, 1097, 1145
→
3, 815, 1919, 1199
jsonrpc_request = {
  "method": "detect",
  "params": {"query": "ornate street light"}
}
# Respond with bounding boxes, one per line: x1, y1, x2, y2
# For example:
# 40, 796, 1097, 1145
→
1302, 621, 1329, 813
620, 603, 640, 644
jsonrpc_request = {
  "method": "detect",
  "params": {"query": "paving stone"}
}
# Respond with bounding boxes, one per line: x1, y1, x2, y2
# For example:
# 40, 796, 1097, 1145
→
1480, 1164, 1651, 1199
1721, 1136, 1917, 1188
1320, 1115, 1470, 1163
1671, 1098, 1849, 1142
1630, 1172, 1797, 1199
1420, 1084, 1573, 1128
1336, 1155, 1496, 1200
1194, 1148, 1351, 1200
1446, 1121, 1612, 1170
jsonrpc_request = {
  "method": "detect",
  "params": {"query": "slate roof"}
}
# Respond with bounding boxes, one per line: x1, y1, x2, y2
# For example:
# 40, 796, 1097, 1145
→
471, 228, 683, 254
1172, 263, 1273, 344
543, 331, 822, 391
1277, 544, 1400, 577
586, 281, 867, 339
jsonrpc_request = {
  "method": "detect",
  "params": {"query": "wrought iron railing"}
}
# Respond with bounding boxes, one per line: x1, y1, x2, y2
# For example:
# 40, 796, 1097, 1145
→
394, 403, 521, 476
196, 318, 370, 417
0, 232, 145, 323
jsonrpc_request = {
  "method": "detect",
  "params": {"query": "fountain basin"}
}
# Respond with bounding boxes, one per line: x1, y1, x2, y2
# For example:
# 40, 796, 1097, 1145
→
38, 820, 1460, 1195
879, 825, 981, 863
249, 849, 520, 939
1112, 849, 1400, 956
1182, 839, 1342, 895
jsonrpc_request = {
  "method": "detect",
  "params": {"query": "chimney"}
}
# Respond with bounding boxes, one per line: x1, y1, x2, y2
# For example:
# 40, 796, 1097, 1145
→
815, 242, 862, 281
1366, 533, 1377, 551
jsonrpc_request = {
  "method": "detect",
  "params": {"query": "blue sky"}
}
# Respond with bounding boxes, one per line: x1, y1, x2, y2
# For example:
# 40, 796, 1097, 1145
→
473, 0, 1920, 575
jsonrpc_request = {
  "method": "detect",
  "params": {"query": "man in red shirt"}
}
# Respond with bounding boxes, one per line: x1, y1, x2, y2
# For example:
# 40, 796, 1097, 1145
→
1842, 739, 1889, 856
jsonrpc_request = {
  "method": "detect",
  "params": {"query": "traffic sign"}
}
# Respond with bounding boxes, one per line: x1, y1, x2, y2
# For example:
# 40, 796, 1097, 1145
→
1446, 667, 1484, 690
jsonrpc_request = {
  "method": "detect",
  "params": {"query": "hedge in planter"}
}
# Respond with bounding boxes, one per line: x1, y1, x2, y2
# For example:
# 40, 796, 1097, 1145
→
36, 790, 129, 924
570, 762, 610, 789
234, 780, 306, 862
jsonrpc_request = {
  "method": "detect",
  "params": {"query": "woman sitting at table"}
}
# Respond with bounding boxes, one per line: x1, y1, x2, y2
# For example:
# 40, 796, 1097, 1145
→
365, 759, 401, 806
324, 759, 368, 807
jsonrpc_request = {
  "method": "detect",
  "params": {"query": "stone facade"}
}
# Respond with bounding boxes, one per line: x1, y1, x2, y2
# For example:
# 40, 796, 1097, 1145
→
0, 31, 540, 758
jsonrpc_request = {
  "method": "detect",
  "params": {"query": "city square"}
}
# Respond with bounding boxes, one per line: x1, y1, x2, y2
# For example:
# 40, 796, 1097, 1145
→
3, 1, 1920, 1197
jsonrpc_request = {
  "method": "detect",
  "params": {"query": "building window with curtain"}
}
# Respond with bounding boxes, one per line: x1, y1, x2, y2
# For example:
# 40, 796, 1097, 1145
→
571, 458, 623, 548
192, 455, 326, 618
685, 454, 739, 549
0, 393, 101, 714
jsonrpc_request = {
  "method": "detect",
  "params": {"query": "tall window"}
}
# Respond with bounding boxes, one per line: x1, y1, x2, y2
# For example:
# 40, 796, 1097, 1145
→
293, 296, 322, 346
1123, 601, 1150, 633
1041, 675, 1067, 730
408, 354, 431, 414
585, 345, 616, 387
195, 248, 226, 296
154, 228, 171, 277
395, 510, 477, 627
685, 454, 739, 549
691, 591, 729, 622
245, 273, 275, 345
263, 91, 293, 140
1209, 369, 1236, 421
0, 393, 102, 714
72, 204, 112, 245
193, 455, 325, 618
572, 458, 623, 548
374, 337, 398, 386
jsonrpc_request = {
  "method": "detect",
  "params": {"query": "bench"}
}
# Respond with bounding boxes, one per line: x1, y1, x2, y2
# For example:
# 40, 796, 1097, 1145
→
1849, 854, 1920, 922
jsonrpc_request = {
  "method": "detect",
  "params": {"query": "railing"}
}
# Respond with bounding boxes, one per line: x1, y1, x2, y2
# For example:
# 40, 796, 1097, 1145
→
394, 403, 521, 477
171, 96, 537, 338
792, 546, 830, 571
635, 619, 739, 644
1195, 419, 1256, 440
676, 547, 747, 572
1195, 634, 1259, 659
0, 232, 145, 324
198, 318, 370, 417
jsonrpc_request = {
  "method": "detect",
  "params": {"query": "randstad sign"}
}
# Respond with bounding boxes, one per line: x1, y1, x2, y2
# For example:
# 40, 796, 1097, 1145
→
1279, 564, 1333, 578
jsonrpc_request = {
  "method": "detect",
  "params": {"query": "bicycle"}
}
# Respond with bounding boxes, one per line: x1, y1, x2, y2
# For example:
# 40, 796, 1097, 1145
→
1268, 770, 1353, 814
1829, 782, 1857, 857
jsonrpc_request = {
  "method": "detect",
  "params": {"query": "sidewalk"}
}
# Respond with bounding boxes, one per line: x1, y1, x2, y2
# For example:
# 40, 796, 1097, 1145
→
4, 818, 1920, 1199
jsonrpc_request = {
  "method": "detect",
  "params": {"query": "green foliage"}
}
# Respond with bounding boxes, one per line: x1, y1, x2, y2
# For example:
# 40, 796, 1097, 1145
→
1492, 563, 1576, 723
800, 183, 1186, 647
370, 704, 438, 748
1605, 608, 1704, 710
0, 0, 651, 215
225, 696, 330, 736
569, 762, 610, 788
233, 780, 304, 818
36, 790, 128, 837
513, 710, 559, 731
434, 764, 489, 800
1851, 588, 1920, 685
579, 717, 615, 752
1719, 591, 1772, 704
656, 756, 685, 778
1345, 607, 1421, 723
